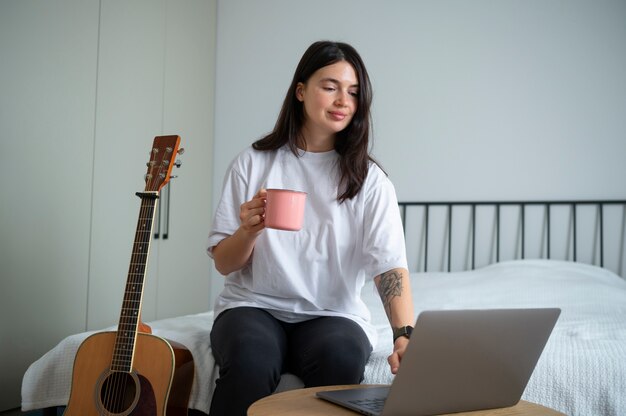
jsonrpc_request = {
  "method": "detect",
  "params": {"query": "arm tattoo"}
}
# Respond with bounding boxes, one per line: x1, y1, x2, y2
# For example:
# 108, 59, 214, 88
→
377, 270, 403, 320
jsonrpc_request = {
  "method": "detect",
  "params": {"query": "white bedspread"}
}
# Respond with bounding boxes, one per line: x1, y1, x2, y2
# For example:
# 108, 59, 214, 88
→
21, 311, 217, 414
22, 260, 626, 415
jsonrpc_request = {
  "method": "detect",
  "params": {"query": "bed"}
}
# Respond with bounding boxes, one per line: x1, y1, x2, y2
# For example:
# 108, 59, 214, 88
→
21, 200, 626, 416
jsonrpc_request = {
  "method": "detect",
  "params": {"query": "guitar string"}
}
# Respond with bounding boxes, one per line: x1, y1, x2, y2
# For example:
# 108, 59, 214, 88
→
114, 162, 156, 413
108, 170, 153, 414
116, 152, 158, 413
107, 189, 151, 413
105, 143, 173, 414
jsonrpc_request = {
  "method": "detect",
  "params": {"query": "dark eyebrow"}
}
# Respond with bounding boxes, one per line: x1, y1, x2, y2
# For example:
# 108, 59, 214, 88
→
319, 77, 359, 88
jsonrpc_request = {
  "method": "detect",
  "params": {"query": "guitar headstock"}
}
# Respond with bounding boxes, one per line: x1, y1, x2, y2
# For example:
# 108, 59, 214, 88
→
145, 135, 183, 192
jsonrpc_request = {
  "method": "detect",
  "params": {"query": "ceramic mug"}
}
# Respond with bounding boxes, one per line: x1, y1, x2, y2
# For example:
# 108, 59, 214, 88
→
264, 188, 307, 231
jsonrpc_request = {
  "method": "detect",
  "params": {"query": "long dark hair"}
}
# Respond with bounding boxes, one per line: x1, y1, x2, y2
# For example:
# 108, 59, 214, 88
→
253, 40, 376, 202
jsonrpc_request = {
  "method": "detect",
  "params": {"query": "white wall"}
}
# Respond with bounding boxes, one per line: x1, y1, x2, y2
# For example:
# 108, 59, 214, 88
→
213, 0, 626, 202
210, 0, 626, 299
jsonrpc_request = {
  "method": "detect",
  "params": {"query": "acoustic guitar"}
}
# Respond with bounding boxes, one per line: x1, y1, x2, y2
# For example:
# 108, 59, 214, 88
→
64, 135, 194, 416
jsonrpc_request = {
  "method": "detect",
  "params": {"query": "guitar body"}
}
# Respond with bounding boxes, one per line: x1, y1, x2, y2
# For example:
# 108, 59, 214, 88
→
64, 331, 194, 416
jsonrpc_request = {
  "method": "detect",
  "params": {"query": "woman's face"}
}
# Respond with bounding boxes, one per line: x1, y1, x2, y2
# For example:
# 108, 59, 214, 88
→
296, 61, 359, 150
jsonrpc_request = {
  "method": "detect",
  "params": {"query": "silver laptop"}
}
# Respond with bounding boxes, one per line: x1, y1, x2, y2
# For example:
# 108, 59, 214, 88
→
316, 308, 560, 416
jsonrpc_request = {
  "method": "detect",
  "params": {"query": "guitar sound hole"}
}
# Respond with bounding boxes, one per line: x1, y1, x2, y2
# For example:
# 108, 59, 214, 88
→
99, 371, 139, 414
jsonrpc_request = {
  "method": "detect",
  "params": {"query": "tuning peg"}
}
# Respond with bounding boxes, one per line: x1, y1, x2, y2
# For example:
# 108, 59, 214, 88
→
174, 159, 182, 168
177, 148, 185, 155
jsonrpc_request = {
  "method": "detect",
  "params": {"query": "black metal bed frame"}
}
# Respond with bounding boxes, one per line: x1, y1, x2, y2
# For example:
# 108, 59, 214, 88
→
398, 200, 626, 274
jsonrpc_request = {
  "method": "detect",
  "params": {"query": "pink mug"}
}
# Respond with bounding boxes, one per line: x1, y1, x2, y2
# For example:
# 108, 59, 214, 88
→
264, 189, 307, 231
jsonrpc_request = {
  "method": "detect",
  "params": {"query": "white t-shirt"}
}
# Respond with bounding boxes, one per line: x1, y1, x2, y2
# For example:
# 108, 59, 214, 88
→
207, 145, 408, 347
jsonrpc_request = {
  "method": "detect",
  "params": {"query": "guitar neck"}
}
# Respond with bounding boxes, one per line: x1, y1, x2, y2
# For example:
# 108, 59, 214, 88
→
111, 191, 159, 372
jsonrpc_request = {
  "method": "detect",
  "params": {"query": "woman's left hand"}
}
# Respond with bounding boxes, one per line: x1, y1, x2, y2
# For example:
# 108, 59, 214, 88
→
388, 336, 410, 374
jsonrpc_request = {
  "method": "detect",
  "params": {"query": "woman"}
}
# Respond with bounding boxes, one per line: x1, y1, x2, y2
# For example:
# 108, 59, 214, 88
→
207, 40, 414, 416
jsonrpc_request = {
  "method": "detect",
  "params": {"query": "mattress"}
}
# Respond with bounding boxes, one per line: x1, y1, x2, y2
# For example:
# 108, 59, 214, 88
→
22, 259, 626, 415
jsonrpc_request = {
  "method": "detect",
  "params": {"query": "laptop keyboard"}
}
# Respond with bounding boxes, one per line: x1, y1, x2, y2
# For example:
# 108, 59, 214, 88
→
349, 397, 386, 413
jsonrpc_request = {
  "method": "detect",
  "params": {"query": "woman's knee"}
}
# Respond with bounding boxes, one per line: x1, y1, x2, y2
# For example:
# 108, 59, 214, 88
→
211, 307, 287, 380
318, 334, 369, 373
291, 317, 372, 385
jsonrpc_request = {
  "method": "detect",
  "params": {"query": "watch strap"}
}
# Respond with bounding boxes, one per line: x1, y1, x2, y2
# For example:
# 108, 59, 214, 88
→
392, 325, 413, 343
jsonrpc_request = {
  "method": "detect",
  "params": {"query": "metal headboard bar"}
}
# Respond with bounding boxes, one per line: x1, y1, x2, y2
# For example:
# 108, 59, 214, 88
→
398, 200, 626, 273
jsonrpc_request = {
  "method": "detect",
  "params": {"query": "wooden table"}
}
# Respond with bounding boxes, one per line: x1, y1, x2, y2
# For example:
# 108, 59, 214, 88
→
247, 385, 565, 416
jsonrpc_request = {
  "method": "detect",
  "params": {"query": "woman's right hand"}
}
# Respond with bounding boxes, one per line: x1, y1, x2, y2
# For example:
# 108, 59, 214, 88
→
239, 188, 267, 237
212, 188, 268, 275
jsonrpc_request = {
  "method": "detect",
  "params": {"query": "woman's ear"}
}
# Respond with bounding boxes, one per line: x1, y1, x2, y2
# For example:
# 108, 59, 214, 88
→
295, 82, 305, 102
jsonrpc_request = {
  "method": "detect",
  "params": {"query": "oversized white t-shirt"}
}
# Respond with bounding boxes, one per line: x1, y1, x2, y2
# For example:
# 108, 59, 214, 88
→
207, 145, 407, 347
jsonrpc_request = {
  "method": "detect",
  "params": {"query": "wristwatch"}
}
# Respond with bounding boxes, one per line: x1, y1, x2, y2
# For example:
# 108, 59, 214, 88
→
392, 325, 413, 343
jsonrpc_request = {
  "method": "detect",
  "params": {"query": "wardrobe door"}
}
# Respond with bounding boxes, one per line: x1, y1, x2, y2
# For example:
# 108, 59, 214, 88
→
87, 0, 165, 329
153, 0, 215, 320
0, 0, 99, 410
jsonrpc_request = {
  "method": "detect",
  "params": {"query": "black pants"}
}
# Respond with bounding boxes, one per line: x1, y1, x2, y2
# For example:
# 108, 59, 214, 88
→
208, 307, 372, 416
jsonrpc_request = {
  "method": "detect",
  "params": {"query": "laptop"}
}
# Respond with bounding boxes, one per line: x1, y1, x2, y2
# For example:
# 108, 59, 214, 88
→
316, 308, 560, 416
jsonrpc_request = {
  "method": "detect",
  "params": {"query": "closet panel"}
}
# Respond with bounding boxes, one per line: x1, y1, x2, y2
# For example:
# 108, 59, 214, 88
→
87, 0, 166, 329
154, 0, 215, 319
0, 0, 99, 410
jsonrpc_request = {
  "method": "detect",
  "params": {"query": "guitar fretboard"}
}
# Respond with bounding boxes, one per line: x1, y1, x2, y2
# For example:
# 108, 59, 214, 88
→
111, 193, 158, 372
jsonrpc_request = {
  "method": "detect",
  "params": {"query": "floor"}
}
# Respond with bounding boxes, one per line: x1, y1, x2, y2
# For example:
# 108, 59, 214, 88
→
0, 406, 202, 415
0, 409, 54, 416
0, 408, 199, 416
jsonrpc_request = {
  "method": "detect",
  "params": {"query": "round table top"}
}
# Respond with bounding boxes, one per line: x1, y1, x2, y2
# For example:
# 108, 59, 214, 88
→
247, 384, 566, 416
